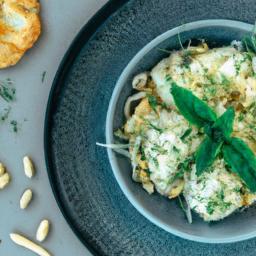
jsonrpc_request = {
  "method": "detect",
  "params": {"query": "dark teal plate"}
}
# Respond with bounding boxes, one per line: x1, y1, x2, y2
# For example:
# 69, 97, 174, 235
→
44, 0, 256, 255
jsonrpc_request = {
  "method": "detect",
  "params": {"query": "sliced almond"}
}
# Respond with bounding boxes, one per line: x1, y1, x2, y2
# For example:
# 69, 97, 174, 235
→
36, 219, 50, 242
20, 189, 33, 209
10, 233, 51, 256
23, 156, 35, 178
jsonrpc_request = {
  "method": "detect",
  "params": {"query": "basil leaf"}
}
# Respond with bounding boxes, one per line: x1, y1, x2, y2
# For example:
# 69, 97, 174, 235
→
223, 137, 256, 192
171, 84, 217, 128
206, 107, 235, 141
196, 137, 223, 176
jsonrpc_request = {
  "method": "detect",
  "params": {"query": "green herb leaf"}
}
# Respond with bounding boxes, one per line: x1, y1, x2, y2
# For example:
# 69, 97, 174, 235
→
41, 71, 46, 83
210, 107, 235, 141
10, 120, 18, 133
0, 79, 16, 102
170, 84, 217, 128
223, 137, 256, 192
242, 24, 256, 55
147, 95, 158, 113
180, 128, 192, 141
242, 35, 256, 54
196, 137, 223, 176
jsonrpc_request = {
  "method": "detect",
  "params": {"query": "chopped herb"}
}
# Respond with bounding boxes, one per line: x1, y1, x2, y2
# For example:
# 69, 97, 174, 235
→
0, 79, 16, 102
152, 157, 159, 167
147, 95, 158, 113
144, 168, 151, 175
161, 102, 169, 109
206, 74, 216, 85
238, 112, 245, 122
180, 128, 192, 141
205, 85, 217, 96
41, 71, 46, 83
10, 120, 18, 133
221, 74, 230, 87
168, 155, 194, 185
182, 50, 192, 69
165, 74, 172, 82
140, 147, 146, 161
233, 187, 241, 193
206, 201, 218, 215
173, 146, 180, 153
0, 107, 11, 122
234, 61, 241, 75
151, 144, 168, 154
148, 122, 163, 133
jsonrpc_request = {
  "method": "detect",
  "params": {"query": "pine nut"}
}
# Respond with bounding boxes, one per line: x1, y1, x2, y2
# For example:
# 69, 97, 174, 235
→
36, 220, 50, 242
20, 189, 33, 209
23, 156, 35, 178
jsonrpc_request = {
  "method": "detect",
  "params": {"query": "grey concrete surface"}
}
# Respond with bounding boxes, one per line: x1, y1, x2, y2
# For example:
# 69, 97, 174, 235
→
0, 0, 108, 255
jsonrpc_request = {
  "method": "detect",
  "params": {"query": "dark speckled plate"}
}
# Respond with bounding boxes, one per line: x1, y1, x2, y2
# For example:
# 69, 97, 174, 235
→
44, 0, 256, 255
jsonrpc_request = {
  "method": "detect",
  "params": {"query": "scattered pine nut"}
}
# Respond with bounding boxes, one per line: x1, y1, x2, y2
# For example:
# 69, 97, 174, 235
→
0, 172, 10, 189
23, 156, 35, 178
10, 233, 51, 256
0, 163, 5, 176
20, 189, 33, 209
36, 220, 50, 242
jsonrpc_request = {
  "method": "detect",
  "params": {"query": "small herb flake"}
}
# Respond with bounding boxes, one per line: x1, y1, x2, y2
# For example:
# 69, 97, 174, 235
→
0, 107, 11, 122
147, 95, 158, 113
41, 71, 46, 83
180, 128, 192, 141
0, 79, 16, 102
10, 120, 18, 133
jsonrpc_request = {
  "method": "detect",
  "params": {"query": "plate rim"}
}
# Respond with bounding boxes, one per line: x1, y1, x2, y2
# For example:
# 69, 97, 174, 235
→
44, 1, 129, 255
106, 19, 255, 244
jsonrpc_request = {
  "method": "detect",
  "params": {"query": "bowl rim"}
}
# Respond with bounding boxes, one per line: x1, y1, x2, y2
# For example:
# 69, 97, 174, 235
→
106, 19, 254, 244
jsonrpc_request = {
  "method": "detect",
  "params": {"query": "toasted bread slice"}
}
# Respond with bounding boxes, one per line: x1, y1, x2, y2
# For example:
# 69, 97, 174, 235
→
0, 0, 41, 68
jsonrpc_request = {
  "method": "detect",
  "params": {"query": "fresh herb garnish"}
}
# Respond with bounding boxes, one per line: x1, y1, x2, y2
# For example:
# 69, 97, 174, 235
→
170, 84, 256, 191
10, 120, 18, 133
220, 74, 230, 88
140, 146, 146, 161
151, 144, 168, 154
0, 79, 16, 102
147, 95, 158, 113
209, 107, 235, 141
41, 71, 46, 83
180, 128, 192, 141
196, 137, 223, 176
242, 30, 256, 54
169, 155, 195, 184
171, 83, 217, 128
0, 107, 11, 122
223, 138, 256, 192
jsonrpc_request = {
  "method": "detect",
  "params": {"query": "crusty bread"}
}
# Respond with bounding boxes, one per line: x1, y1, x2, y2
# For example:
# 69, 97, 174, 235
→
0, 0, 41, 68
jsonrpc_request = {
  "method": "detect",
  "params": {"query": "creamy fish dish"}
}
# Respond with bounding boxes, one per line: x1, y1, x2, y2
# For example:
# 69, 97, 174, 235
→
99, 35, 256, 223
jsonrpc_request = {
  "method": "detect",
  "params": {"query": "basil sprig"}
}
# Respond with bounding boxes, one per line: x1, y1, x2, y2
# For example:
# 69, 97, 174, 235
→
223, 138, 256, 192
195, 137, 223, 176
170, 84, 256, 192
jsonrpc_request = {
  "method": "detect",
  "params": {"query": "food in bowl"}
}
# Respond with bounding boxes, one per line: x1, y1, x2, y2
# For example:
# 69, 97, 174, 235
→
99, 29, 256, 223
